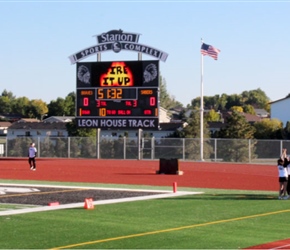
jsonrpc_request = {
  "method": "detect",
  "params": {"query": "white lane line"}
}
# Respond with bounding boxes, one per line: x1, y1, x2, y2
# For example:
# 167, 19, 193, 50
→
0, 187, 40, 194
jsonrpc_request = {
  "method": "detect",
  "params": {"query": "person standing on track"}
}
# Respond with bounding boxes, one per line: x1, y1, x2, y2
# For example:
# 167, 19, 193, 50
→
28, 143, 37, 171
277, 158, 288, 199
280, 148, 290, 196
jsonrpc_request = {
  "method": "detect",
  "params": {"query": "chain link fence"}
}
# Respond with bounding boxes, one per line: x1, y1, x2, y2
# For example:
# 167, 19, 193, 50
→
0, 136, 288, 164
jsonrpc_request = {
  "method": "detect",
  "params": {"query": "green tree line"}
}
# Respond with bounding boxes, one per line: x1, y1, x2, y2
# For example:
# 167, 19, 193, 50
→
1, 85, 289, 141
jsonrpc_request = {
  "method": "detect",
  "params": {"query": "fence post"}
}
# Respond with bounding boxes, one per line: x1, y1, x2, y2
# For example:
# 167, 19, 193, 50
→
5, 137, 7, 157
68, 137, 70, 158
151, 137, 155, 160
97, 128, 100, 159
214, 139, 217, 162
38, 137, 40, 157
248, 139, 251, 163
138, 129, 142, 160
123, 136, 126, 160
182, 138, 185, 161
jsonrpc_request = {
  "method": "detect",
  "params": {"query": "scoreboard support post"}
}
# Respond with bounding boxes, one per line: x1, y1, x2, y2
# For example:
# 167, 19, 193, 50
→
96, 128, 101, 159
138, 128, 143, 160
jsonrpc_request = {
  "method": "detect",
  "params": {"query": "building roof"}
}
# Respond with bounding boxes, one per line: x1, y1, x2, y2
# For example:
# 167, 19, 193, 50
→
159, 122, 185, 131
254, 108, 269, 117
18, 118, 40, 123
8, 121, 67, 130
43, 116, 74, 123
269, 96, 290, 104
0, 114, 22, 122
0, 121, 12, 128
208, 122, 227, 130
221, 111, 261, 123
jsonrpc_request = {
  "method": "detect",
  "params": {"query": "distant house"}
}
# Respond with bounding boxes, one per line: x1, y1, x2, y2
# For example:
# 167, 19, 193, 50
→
0, 121, 11, 136
0, 114, 22, 122
206, 111, 262, 135
7, 121, 68, 138
18, 118, 40, 123
221, 111, 261, 125
159, 107, 171, 123
43, 116, 74, 123
208, 122, 227, 136
270, 97, 290, 127
254, 109, 269, 118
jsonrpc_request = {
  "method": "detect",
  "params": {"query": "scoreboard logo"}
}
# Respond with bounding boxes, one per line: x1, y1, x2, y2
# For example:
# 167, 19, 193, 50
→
68, 29, 169, 64
77, 65, 91, 84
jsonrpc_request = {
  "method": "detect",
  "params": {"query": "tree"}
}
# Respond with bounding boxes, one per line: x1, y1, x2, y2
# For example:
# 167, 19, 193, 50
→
191, 95, 221, 110
242, 88, 270, 110
0, 89, 16, 114
26, 99, 48, 119
283, 121, 290, 140
205, 109, 221, 122
64, 92, 76, 116
12, 97, 30, 116
191, 97, 200, 109
254, 119, 284, 159
0, 96, 12, 114
230, 106, 243, 113
47, 92, 75, 117
190, 88, 270, 114
243, 104, 256, 115
217, 93, 228, 111
47, 97, 66, 116
218, 111, 255, 139
66, 120, 96, 137
254, 118, 283, 139
159, 76, 183, 110
1, 89, 15, 99
225, 94, 242, 110
203, 95, 220, 110
172, 109, 212, 160
217, 111, 256, 162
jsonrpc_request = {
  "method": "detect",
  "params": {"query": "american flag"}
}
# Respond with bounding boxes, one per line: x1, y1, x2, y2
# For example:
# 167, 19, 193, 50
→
201, 43, 220, 60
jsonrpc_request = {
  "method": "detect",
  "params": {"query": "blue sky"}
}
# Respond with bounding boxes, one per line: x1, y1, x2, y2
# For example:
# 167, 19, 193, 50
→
0, 1, 289, 107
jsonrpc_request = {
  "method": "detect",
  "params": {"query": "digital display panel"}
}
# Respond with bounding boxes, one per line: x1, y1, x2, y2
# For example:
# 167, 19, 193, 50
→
76, 60, 159, 129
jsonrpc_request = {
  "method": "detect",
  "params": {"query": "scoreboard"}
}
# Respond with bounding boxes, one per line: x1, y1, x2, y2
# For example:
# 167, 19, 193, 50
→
76, 60, 159, 129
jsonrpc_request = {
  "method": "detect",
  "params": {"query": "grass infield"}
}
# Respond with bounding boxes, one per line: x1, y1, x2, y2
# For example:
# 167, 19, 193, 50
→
0, 180, 289, 249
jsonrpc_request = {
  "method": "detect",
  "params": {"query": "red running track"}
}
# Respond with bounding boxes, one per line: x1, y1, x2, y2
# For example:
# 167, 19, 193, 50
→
0, 158, 278, 191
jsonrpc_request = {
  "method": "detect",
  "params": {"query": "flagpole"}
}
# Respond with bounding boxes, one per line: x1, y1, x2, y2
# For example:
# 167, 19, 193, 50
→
200, 38, 204, 161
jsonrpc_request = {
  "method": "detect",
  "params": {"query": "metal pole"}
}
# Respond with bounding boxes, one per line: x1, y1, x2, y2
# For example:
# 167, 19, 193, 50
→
200, 39, 204, 161
151, 137, 154, 160
214, 139, 217, 162
97, 128, 100, 159
138, 128, 142, 160
248, 139, 251, 163
68, 137, 70, 158
123, 136, 126, 160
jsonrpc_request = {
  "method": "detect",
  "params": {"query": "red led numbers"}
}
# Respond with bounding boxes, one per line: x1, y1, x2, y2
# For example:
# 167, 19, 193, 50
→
149, 97, 156, 106
83, 97, 89, 106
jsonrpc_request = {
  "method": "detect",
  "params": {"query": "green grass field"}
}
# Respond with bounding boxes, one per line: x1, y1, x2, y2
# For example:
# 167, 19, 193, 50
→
0, 180, 289, 249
